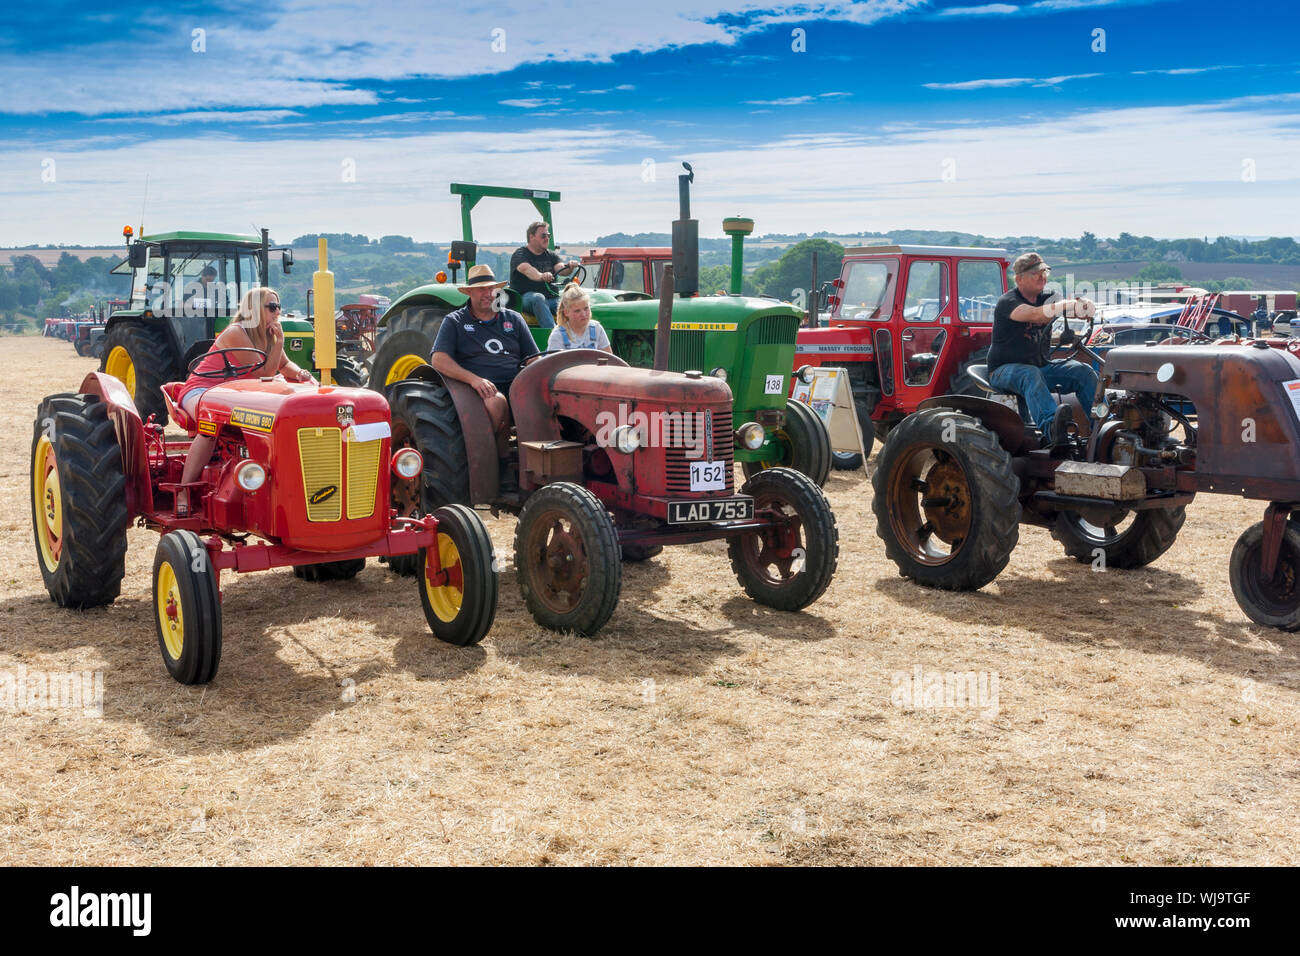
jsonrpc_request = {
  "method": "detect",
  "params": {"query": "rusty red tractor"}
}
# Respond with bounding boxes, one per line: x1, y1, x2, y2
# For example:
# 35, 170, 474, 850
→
31, 361, 499, 684
872, 325, 1300, 631
386, 271, 839, 636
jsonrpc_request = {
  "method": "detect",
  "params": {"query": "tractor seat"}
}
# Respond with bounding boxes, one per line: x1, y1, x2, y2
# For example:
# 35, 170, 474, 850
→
965, 363, 1032, 421
161, 383, 198, 434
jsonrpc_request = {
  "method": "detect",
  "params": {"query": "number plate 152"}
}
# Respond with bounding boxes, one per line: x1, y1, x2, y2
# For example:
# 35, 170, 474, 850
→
689, 460, 726, 491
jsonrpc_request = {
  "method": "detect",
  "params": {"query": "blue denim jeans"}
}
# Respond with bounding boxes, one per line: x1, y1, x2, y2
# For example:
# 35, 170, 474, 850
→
989, 360, 1098, 442
521, 292, 558, 329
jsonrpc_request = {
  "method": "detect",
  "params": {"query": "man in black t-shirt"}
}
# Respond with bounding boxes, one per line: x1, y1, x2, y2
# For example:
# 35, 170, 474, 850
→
509, 221, 579, 329
987, 252, 1098, 445
432, 264, 540, 436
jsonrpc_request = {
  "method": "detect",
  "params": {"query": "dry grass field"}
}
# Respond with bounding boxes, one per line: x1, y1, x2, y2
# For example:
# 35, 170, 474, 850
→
2, 335, 1297, 866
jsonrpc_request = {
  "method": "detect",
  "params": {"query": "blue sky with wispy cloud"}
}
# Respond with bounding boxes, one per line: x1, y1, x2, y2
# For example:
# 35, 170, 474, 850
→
3, 0, 1297, 244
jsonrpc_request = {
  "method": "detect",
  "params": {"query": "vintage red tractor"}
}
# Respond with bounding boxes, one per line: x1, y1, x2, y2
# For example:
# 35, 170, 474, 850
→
872, 322, 1300, 631
386, 268, 840, 636
32, 247, 499, 685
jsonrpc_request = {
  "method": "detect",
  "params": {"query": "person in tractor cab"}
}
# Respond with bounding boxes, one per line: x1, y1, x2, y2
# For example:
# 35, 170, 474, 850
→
988, 252, 1098, 446
174, 287, 314, 515
546, 284, 612, 353
432, 264, 540, 438
509, 221, 580, 329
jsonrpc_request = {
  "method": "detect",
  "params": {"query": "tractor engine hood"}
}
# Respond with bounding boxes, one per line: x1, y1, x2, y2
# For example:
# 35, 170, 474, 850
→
550, 365, 733, 406
1103, 343, 1300, 483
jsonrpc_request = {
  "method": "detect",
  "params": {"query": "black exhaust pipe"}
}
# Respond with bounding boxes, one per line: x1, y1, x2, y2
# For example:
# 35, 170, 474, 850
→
654, 263, 675, 371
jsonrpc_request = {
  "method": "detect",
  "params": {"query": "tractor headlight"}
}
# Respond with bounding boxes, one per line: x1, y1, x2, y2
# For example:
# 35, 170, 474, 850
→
736, 422, 766, 450
796, 364, 815, 384
235, 460, 267, 492
392, 448, 423, 479
710, 366, 728, 382
613, 425, 642, 455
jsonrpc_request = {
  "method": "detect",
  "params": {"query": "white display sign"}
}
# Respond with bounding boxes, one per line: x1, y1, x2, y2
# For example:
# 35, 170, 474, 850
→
764, 374, 784, 394
689, 460, 727, 491
791, 367, 865, 459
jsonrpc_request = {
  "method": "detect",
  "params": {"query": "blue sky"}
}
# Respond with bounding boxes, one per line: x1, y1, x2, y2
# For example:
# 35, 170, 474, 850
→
3, 0, 1297, 245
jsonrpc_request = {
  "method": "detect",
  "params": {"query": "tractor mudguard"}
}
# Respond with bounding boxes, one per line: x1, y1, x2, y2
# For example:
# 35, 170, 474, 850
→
401, 364, 499, 502
917, 394, 1031, 456
510, 351, 630, 445
77, 371, 154, 517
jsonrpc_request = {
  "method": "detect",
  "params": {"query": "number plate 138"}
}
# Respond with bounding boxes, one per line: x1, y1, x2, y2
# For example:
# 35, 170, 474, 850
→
689, 460, 726, 491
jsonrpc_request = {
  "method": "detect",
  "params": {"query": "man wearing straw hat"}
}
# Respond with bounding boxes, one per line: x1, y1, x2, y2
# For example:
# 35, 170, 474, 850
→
988, 252, 1097, 447
431, 263, 540, 435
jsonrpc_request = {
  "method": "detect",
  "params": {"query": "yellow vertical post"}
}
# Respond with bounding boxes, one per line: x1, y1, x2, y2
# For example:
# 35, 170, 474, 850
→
313, 237, 336, 386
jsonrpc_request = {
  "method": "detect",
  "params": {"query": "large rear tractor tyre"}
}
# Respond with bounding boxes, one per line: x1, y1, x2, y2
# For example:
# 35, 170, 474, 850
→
948, 347, 991, 398
331, 355, 367, 389
830, 398, 875, 471
871, 406, 1020, 591
420, 504, 499, 646
153, 530, 222, 685
100, 321, 177, 427
293, 558, 366, 581
514, 482, 622, 636
742, 398, 831, 487
31, 394, 129, 608
1051, 507, 1184, 570
367, 308, 449, 392
1229, 521, 1300, 631
385, 379, 471, 576
728, 467, 839, 612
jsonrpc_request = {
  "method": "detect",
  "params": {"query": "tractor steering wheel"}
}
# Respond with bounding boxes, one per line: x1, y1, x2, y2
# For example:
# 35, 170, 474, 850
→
188, 346, 269, 381
546, 263, 587, 296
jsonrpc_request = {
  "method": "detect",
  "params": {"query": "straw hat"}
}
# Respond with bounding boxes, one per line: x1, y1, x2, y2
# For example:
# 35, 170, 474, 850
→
457, 264, 508, 293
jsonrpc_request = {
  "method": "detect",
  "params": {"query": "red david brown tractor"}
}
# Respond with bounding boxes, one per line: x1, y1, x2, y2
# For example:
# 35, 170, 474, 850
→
387, 265, 839, 636
871, 323, 1300, 631
31, 241, 499, 684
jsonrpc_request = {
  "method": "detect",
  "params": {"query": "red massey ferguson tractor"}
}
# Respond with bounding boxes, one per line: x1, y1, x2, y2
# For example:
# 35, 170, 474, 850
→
384, 274, 840, 636
793, 244, 1008, 467
31, 354, 499, 684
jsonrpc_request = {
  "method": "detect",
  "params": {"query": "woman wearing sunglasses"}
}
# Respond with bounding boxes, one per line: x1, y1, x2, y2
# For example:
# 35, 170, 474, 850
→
174, 287, 314, 515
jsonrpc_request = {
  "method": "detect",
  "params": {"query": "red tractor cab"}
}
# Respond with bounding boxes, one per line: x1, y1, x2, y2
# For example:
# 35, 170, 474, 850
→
32, 360, 499, 685
793, 245, 1008, 465
580, 248, 673, 299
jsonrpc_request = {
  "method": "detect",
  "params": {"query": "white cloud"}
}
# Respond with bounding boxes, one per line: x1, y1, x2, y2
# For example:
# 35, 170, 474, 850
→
0, 1, 923, 116
92, 110, 304, 126
499, 98, 563, 108
936, 4, 1020, 15
5, 96, 1298, 245
924, 72, 1100, 90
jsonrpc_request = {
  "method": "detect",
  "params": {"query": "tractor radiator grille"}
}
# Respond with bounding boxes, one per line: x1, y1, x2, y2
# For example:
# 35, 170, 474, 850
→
346, 439, 382, 519
664, 409, 734, 496
668, 331, 706, 373
746, 314, 800, 347
298, 428, 342, 522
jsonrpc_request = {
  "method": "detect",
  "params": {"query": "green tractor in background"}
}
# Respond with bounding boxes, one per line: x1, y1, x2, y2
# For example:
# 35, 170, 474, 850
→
100, 227, 366, 426
367, 176, 830, 485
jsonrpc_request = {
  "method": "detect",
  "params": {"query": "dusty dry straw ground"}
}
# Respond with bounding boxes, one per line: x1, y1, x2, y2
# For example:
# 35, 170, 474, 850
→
2, 336, 1296, 865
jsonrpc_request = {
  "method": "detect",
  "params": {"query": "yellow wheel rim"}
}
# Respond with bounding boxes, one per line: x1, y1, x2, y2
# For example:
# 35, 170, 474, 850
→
156, 561, 185, 660
425, 533, 464, 623
33, 435, 62, 573
386, 353, 429, 386
105, 345, 136, 397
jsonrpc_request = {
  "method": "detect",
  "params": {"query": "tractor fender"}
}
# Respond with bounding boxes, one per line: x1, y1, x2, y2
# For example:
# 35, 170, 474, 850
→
77, 371, 154, 517
917, 395, 1030, 456
509, 351, 631, 445
432, 370, 501, 505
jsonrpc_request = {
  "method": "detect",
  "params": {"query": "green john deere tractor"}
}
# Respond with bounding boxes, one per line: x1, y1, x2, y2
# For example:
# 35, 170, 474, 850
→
99, 227, 365, 426
367, 177, 830, 484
